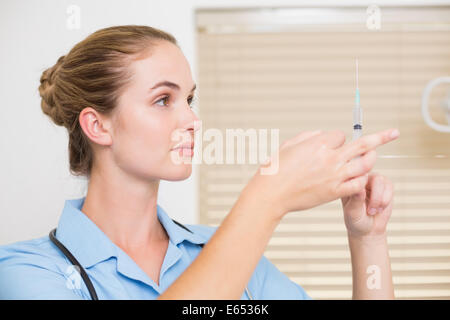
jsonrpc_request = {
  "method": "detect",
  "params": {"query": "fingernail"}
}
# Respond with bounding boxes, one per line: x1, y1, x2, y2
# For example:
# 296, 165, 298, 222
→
390, 129, 399, 139
369, 208, 377, 215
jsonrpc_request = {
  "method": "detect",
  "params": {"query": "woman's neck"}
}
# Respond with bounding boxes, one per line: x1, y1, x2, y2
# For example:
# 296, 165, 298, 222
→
81, 166, 168, 255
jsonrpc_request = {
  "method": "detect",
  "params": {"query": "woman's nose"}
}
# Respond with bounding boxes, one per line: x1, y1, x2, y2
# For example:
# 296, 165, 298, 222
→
179, 106, 201, 135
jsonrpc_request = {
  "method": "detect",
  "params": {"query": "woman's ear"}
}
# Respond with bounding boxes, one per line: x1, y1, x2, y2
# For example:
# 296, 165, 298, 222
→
79, 107, 113, 146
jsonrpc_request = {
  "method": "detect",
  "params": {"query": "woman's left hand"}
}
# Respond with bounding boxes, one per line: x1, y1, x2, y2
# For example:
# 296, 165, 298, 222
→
341, 172, 394, 238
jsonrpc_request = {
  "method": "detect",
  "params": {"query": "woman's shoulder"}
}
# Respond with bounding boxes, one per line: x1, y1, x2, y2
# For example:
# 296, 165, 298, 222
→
0, 233, 64, 259
0, 236, 69, 295
0, 234, 68, 274
0, 235, 78, 299
0, 235, 59, 262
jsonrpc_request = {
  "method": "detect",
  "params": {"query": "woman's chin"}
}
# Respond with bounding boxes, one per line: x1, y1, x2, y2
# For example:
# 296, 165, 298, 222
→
162, 150, 194, 180
162, 164, 193, 181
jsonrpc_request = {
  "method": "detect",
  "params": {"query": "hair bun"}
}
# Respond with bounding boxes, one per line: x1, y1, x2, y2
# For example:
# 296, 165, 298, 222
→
39, 55, 66, 126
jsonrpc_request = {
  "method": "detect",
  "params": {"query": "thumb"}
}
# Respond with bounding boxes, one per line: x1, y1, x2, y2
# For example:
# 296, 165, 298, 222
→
342, 186, 367, 227
341, 181, 367, 208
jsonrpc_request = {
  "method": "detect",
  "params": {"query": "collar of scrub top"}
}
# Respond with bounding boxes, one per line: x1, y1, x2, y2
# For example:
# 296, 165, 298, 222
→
54, 197, 208, 270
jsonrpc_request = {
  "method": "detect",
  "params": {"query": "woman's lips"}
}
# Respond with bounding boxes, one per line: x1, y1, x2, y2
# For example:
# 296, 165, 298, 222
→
171, 141, 194, 149
171, 146, 194, 157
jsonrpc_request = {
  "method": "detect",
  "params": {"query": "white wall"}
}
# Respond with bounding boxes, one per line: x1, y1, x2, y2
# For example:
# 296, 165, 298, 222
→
1, 0, 447, 244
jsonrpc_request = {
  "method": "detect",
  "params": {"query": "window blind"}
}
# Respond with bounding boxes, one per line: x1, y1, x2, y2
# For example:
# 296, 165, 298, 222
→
195, 7, 450, 299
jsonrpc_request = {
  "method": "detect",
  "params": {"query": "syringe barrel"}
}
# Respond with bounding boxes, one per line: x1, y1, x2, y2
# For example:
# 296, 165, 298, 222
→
352, 128, 362, 141
352, 106, 362, 141
353, 106, 362, 126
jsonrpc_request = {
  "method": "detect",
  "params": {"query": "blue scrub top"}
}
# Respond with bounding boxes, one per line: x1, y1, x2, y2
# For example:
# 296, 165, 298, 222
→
0, 197, 311, 300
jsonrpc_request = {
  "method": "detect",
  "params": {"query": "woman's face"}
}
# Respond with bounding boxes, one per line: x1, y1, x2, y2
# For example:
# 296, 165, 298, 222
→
109, 41, 200, 181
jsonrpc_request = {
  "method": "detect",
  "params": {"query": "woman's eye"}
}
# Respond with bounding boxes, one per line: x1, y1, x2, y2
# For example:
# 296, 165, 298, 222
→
154, 95, 196, 108
155, 96, 170, 107
188, 96, 196, 108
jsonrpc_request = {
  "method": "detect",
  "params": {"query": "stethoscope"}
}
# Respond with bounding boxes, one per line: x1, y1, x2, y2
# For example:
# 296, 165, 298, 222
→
49, 219, 253, 300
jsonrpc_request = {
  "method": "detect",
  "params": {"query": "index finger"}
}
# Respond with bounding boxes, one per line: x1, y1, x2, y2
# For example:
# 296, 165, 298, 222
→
339, 128, 400, 161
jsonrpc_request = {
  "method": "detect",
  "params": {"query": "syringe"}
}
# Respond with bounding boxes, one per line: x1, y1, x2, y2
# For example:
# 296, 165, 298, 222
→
353, 59, 362, 141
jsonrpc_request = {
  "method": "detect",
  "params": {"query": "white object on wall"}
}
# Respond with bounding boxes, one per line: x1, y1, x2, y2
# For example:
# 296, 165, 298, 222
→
422, 76, 450, 133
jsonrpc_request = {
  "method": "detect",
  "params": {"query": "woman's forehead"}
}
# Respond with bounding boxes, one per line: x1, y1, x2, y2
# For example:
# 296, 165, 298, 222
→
130, 43, 193, 89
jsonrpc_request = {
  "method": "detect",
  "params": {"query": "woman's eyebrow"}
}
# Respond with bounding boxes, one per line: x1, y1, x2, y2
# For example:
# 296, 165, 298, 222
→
150, 81, 196, 92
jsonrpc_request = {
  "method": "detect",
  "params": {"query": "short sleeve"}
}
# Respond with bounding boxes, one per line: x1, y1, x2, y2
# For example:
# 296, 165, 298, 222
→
257, 255, 312, 300
0, 247, 84, 300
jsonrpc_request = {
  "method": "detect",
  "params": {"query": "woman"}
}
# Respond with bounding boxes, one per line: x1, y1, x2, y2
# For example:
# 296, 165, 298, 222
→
0, 25, 399, 300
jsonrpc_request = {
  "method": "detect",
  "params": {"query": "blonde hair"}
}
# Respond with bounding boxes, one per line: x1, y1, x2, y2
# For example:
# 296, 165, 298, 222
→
38, 25, 177, 178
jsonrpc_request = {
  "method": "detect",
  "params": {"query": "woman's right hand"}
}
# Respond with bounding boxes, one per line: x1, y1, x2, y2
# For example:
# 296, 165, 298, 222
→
246, 128, 400, 220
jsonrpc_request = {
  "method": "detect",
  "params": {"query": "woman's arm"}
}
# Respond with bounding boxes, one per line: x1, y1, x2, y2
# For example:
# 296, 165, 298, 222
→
341, 173, 396, 299
348, 232, 394, 299
158, 181, 283, 299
